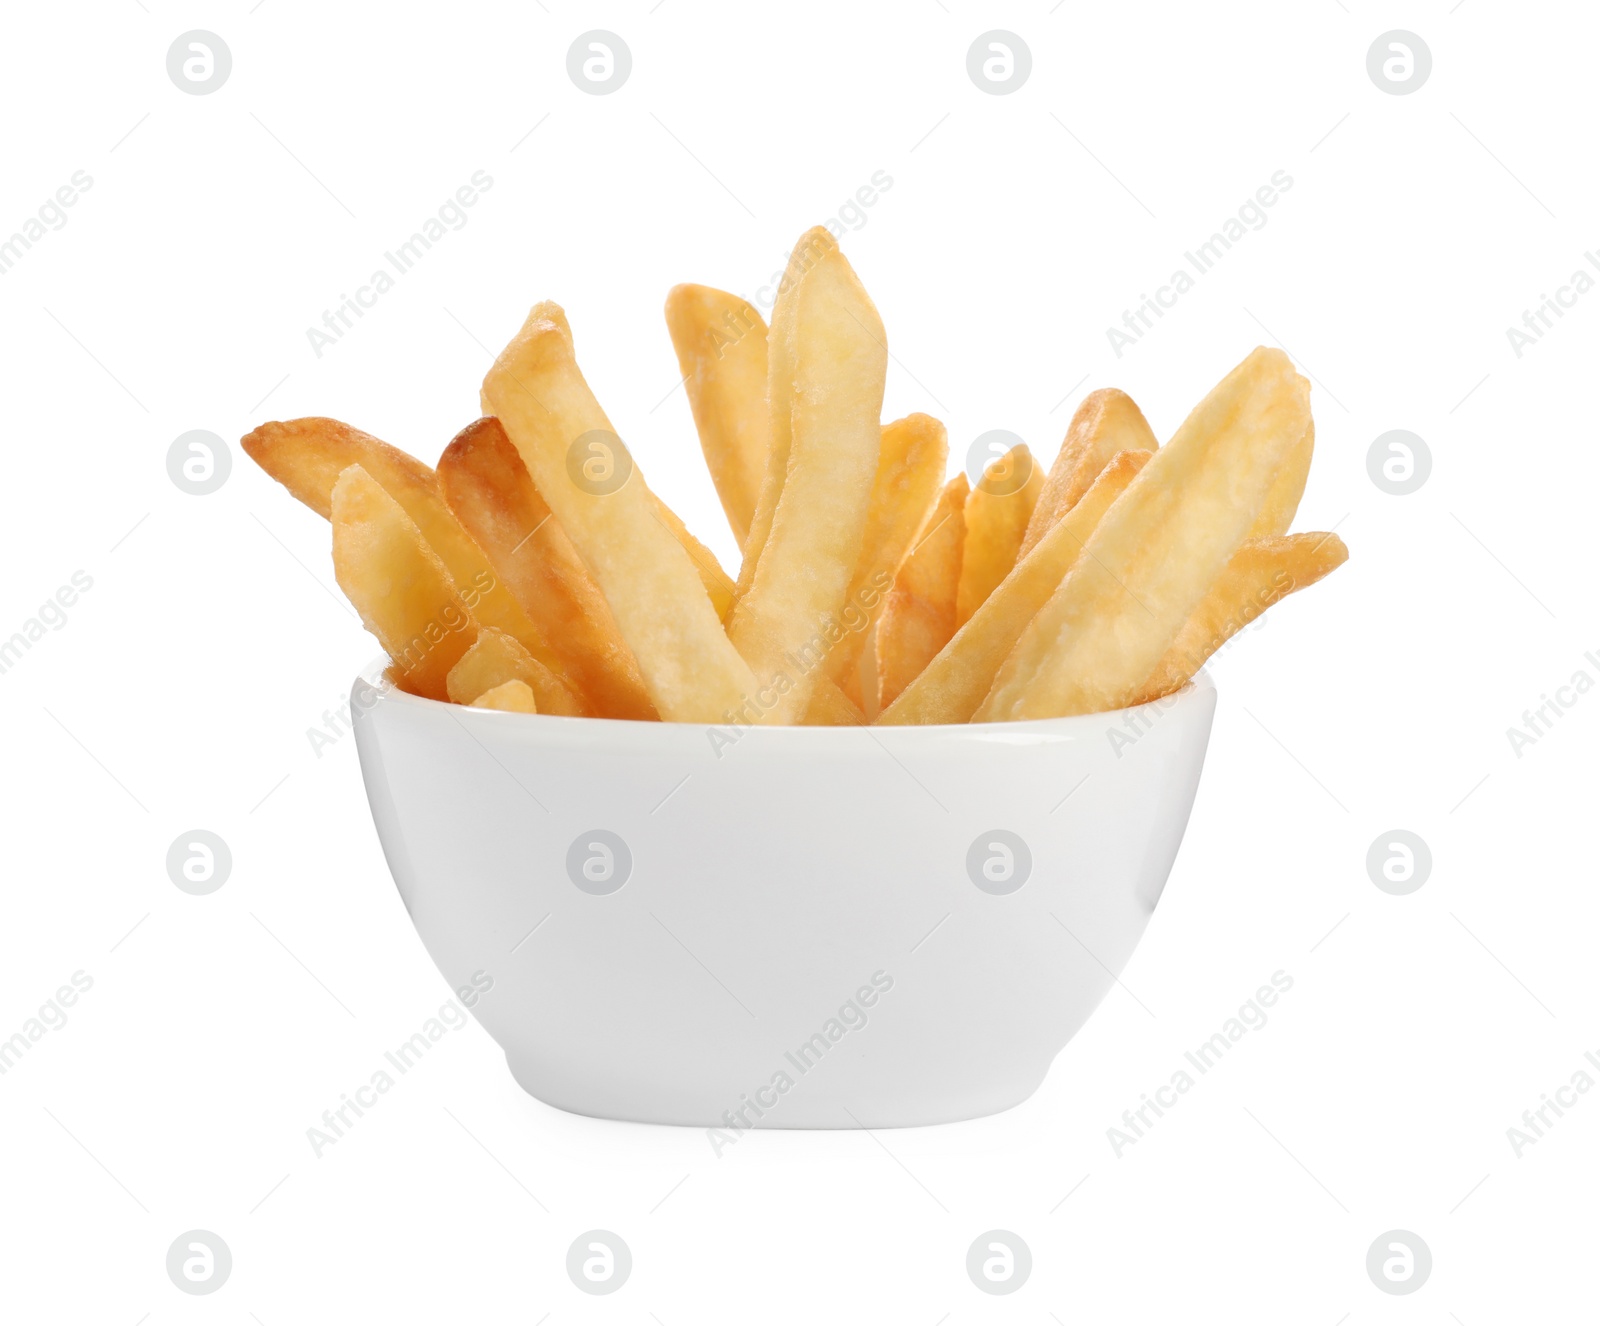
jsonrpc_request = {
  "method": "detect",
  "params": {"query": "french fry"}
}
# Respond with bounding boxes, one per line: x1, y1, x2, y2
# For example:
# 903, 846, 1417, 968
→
1130, 532, 1348, 703
804, 677, 866, 726
976, 348, 1311, 721
1019, 389, 1156, 558
481, 302, 762, 723
879, 450, 1148, 726
735, 226, 839, 600
876, 474, 968, 710
242, 417, 580, 701
497, 310, 736, 620
1247, 420, 1314, 539
649, 496, 736, 620
665, 284, 770, 547
956, 443, 1044, 627
445, 626, 582, 716
330, 464, 480, 701
437, 418, 657, 720
824, 412, 949, 706
725, 236, 887, 723
468, 679, 538, 713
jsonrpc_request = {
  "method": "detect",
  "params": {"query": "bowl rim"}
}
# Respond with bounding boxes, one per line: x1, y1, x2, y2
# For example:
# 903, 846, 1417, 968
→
352, 654, 1215, 741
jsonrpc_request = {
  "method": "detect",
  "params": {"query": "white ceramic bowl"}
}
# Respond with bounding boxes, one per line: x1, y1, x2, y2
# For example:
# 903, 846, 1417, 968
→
352, 657, 1216, 1130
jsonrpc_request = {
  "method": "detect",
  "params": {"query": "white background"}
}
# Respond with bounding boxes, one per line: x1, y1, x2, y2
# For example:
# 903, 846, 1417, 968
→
2, 0, 1596, 1320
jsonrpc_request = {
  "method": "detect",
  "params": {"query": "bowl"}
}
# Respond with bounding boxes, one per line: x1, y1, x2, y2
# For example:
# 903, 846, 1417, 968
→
351, 657, 1216, 1130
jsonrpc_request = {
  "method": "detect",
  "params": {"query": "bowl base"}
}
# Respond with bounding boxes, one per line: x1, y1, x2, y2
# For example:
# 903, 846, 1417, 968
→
505, 1052, 1051, 1130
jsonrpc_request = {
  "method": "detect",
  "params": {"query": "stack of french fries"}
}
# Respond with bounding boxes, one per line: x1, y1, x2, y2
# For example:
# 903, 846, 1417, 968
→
244, 226, 1345, 726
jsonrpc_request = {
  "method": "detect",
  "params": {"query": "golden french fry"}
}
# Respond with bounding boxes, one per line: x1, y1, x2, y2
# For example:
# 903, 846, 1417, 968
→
446, 626, 582, 716
735, 226, 839, 600
1019, 389, 1157, 558
879, 450, 1148, 726
803, 677, 865, 726
330, 464, 479, 701
1247, 420, 1314, 539
876, 473, 968, 710
481, 302, 762, 723
1131, 532, 1348, 703
468, 679, 538, 713
956, 443, 1044, 627
648, 496, 736, 620
725, 236, 887, 723
241, 418, 575, 681
825, 413, 949, 704
977, 348, 1311, 721
665, 284, 770, 547
437, 417, 656, 720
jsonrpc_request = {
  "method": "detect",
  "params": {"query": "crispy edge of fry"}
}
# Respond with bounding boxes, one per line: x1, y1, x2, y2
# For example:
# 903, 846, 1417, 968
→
648, 495, 736, 621
468, 679, 539, 713
725, 240, 887, 723
481, 302, 762, 723
876, 473, 968, 711
445, 626, 583, 716
878, 449, 1149, 726
976, 348, 1310, 721
330, 463, 479, 702
735, 226, 840, 601
242, 416, 580, 698
1018, 389, 1157, 558
1247, 419, 1314, 539
824, 413, 949, 702
437, 417, 656, 720
955, 443, 1044, 627
665, 284, 770, 548
1129, 532, 1348, 703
